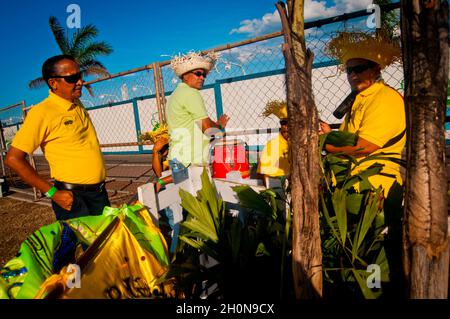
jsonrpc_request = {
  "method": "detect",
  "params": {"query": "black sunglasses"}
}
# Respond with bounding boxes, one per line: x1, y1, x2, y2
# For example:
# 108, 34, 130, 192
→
280, 119, 288, 126
50, 72, 82, 84
346, 64, 373, 75
191, 71, 207, 78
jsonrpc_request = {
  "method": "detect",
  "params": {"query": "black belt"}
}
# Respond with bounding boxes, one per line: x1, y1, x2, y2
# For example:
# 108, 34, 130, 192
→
54, 181, 105, 192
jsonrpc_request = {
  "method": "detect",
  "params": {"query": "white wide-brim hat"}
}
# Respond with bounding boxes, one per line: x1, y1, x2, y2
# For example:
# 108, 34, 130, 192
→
171, 51, 219, 78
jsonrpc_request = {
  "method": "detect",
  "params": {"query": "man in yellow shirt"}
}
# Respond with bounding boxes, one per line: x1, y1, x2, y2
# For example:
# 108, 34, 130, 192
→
6, 55, 109, 220
320, 32, 405, 195
257, 100, 290, 186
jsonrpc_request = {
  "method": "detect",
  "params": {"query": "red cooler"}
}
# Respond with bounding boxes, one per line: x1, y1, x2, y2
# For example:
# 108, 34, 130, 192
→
212, 139, 250, 179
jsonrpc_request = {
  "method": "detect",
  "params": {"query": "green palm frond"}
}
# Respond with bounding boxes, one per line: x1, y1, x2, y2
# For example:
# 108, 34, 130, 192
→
28, 76, 47, 89
49, 16, 69, 53
76, 42, 113, 64
82, 64, 110, 78
71, 24, 98, 52
29, 16, 112, 91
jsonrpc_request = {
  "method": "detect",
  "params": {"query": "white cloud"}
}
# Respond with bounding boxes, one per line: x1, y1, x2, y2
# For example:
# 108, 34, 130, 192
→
230, 0, 375, 37
230, 10, 281, 37
229, 44, 279, 64
333, 0, 373, 14
304, 0, 337, 21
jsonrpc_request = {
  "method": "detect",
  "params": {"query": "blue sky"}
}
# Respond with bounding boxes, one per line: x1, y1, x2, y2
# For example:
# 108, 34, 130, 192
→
0, 0, 374, 120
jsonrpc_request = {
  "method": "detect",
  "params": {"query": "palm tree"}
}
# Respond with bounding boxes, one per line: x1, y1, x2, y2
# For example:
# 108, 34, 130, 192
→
28, 16, 113, 94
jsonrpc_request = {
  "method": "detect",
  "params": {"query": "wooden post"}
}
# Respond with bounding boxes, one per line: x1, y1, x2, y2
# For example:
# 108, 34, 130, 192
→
152, 63, 167, 124
400, 0, 449, 299
276, 1, 322, 299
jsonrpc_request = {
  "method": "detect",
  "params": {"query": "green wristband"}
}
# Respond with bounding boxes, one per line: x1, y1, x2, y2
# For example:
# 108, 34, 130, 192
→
44, 186, 57, 199
157, 179, 165, 186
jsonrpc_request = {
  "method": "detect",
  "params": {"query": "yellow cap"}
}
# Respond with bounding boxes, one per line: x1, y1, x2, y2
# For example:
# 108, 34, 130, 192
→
262, 100, 287, 119
140, 123, 169, 144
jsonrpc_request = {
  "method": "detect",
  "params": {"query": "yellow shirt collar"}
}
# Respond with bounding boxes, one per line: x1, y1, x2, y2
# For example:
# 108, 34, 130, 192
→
358, 80, 385, 97
48, 90, 79, 111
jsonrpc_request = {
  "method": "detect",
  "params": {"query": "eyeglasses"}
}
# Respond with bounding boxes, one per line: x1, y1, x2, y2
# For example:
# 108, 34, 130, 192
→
50, 72, 82, 84
345, 64, 372, 75
191, 71, 207, 78
280, 119, 288, 126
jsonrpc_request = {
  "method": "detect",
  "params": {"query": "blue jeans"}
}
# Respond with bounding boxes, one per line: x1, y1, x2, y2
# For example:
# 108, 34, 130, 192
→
52, 188, 110, 220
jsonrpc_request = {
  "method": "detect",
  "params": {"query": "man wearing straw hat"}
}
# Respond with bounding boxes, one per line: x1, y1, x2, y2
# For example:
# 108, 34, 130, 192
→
257, 100, 290, 187
319, 32, 406, 195
167, 51, 230, 190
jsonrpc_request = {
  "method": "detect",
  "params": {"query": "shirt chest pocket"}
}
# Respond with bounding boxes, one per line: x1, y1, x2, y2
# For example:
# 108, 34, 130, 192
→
59, 115, 81, 137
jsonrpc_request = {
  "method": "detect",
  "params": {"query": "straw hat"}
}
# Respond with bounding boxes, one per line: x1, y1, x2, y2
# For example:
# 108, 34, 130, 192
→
171, 51, 219, 78
325, 31, 401, 69
140, 123, 169, 144
262, 100, 288, 119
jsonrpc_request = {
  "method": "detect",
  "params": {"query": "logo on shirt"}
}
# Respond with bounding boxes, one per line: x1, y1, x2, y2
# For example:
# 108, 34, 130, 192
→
61, 116, 75, 129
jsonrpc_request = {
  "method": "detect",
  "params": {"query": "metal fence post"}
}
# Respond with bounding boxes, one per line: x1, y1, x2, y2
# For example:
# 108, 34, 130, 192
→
22, 101, 39, 201
132, 98, 144, 153
0, 120, 6, 176
214, 81, 224, 118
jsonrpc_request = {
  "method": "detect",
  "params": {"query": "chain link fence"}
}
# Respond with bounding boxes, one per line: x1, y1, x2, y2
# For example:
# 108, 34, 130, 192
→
0, 5, 408, 202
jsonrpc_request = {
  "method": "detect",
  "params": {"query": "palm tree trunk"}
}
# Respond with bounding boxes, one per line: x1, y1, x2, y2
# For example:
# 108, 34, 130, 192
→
276, 0, 322, 299
400, 0, 449, 299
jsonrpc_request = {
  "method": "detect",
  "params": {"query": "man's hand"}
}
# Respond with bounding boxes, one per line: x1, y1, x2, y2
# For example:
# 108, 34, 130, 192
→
52, 190, 74, 211
155, 181, 162, 193
217, 114, 229, 129
153, 137, 169, 152
319, 120, 331, 135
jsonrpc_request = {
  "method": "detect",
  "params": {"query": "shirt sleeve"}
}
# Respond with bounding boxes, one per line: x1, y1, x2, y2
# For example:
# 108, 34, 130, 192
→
357, 89, 405, 147
11, 107, 47, 154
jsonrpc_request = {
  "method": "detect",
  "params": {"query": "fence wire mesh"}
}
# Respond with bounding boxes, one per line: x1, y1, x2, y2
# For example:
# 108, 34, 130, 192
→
0, 6, 407, 202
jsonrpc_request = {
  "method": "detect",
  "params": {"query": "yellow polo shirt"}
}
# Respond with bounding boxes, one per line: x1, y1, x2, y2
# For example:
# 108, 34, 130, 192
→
340, 81, 406, 193
257, 133, 290, 177
12, 91, 106, 184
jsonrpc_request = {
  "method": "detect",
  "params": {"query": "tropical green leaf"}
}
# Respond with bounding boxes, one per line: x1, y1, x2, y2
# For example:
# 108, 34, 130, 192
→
320, 193, 344, 247
197, 169, 223, 230
375, 247, 390, 282
346, 193, 364, 215
352, 189, 383, 260
332, 189, 347, 245
352, 269, 382, 299
325, 131, 357, 147
178, 236, 220, 261
232, 185, 273, 217
179, 188, 217, 237
182, 220, 219, 243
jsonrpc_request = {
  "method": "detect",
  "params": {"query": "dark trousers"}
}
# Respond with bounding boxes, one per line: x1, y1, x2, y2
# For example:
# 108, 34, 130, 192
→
52, 188, 110, 221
